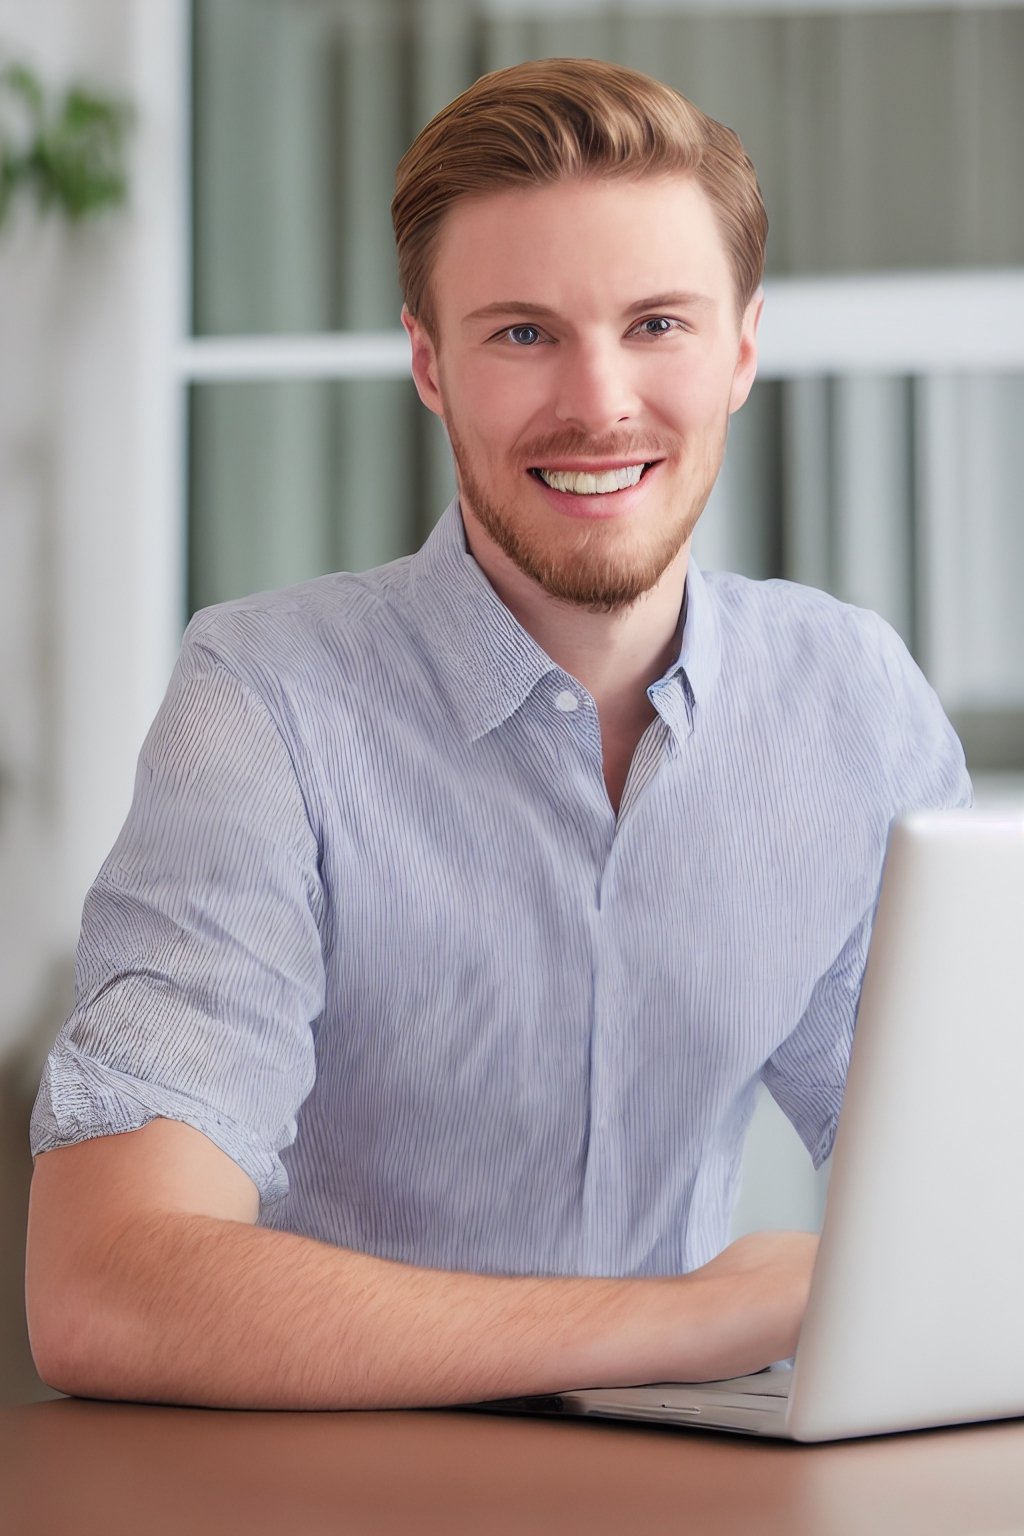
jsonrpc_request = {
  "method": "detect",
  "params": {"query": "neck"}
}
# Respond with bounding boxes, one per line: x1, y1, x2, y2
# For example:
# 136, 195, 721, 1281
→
462, 515, 689, 722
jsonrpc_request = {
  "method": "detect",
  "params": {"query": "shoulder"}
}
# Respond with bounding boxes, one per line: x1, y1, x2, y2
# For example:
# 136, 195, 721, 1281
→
180, 555, 417, 700
702, 569, 928, 704
701, 569, 970, 812
705, 568, 892, 658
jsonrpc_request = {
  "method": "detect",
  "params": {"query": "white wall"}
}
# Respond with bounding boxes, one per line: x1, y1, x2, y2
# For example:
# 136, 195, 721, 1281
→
0, 0, 185, 1064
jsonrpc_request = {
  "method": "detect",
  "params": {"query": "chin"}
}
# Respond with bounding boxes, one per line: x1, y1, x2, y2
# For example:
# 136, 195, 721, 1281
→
512, 525, 689, 611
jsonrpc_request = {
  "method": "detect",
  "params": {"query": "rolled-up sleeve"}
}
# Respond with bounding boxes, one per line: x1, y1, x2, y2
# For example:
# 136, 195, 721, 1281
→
761, 904, 873, 1169
30, 635, 326, 1208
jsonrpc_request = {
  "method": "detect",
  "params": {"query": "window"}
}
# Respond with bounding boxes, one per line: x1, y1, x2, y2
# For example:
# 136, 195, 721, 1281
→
181, 0, 1024, 777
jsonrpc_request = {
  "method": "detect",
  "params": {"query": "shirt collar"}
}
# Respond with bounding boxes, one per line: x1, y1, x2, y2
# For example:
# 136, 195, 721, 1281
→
672, 555, 722, 723
407, 502, 560, 742
406, 500, 722, 744
635, 557, 721, 745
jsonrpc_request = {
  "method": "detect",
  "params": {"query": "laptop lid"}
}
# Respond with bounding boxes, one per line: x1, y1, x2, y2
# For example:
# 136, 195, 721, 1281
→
785, 809, 1024, 1439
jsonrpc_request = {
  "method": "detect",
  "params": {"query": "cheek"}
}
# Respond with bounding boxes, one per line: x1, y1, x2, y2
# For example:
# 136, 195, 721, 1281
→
664, 360, 738, 427
452, 369, 540, 450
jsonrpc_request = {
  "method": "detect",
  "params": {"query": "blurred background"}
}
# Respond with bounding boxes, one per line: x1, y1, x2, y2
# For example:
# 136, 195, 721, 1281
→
1, 0, 1022, 1403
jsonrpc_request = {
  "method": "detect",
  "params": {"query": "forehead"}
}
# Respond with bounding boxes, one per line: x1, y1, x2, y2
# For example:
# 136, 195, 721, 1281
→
429, 174, 735, 322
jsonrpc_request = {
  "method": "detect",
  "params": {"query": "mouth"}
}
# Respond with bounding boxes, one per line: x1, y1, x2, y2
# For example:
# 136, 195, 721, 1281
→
529, 462, 656, 496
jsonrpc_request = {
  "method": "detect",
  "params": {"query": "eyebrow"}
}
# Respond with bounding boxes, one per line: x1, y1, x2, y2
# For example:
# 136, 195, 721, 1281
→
461, 291, 716, 326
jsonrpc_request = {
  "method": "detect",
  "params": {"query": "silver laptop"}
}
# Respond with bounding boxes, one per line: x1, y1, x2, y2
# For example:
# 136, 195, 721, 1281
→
487, 810, 1024, 1441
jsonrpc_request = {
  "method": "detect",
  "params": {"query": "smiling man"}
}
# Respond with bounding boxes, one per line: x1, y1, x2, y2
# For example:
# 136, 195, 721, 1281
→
26, 59, 969, 1411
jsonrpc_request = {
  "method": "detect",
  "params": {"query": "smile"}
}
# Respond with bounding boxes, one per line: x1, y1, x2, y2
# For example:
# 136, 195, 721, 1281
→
530, 464, 651, 496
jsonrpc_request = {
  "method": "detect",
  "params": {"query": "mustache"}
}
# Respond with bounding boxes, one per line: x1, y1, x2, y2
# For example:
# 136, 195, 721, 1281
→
515, 428, 675, 468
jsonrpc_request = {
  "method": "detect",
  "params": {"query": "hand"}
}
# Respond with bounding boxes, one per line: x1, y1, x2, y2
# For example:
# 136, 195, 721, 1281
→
677, 1230, 819, 1382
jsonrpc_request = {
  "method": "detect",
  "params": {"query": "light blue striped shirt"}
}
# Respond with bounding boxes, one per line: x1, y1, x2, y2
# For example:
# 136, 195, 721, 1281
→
32, 503, 970, 1276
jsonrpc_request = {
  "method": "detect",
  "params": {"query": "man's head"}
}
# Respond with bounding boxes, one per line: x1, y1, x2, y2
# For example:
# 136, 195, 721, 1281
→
392, 57, 767, 341
393, 60, 767, 613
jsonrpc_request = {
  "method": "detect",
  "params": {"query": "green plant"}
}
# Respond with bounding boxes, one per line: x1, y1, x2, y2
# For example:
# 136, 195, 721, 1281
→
0, 58, 132, 230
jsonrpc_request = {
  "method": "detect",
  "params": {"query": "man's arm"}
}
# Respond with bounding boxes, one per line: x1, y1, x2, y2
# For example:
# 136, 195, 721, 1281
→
26, 1118, 816, 1409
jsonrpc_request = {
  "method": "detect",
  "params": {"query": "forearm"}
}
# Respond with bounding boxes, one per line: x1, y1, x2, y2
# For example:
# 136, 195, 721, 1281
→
29, 1210, 803, 1410
33, 1210, 646, 1408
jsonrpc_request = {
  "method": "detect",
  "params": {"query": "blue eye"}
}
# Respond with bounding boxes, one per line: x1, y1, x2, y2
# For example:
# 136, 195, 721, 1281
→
638, 317, 676, 336
507, 325, 542, 346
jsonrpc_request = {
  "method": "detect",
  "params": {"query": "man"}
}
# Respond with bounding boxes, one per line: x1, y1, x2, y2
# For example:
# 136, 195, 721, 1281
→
26, 59, 969, 1409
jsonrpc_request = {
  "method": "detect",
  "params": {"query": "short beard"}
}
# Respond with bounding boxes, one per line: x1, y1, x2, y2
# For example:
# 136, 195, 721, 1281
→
448, 422, 721, 613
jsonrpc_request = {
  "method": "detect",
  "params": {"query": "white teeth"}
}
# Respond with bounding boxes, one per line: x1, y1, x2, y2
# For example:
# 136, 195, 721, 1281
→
537, 464, 645, 495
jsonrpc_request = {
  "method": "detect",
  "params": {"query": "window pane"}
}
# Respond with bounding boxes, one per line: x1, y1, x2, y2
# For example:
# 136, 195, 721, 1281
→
188, 378, 454, 611
192, 0, 1024, 334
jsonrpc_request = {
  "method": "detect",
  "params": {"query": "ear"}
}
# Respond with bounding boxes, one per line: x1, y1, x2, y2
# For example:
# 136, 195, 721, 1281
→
728, 289, 764, 415
402, 305, 445, 419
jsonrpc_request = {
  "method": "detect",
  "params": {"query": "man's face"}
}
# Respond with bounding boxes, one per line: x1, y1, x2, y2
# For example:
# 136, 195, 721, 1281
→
404, 174, 762, 611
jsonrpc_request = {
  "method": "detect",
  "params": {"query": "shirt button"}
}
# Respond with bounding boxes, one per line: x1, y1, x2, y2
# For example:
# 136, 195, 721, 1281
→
553, 690, 579, 713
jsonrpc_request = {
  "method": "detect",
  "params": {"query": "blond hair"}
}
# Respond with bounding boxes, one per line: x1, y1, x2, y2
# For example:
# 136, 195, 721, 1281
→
392, 57, 767, 335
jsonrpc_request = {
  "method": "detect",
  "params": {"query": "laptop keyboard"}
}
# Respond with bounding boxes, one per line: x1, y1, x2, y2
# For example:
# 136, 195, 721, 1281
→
653, 1365, 793, 1403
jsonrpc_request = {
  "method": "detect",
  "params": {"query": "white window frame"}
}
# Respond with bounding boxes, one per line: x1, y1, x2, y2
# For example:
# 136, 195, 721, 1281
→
178, 271, 1024, 383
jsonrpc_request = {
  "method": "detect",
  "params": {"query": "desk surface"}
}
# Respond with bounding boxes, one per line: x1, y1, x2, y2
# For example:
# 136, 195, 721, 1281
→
4, 1400, 1024, 1536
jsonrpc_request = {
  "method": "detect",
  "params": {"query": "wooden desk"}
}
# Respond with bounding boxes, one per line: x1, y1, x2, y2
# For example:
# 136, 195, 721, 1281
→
4, 1398, 1024, 1535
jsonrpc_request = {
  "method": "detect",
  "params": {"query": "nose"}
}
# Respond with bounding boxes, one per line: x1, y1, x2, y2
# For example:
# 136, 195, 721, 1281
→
553, 339, 640, 435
